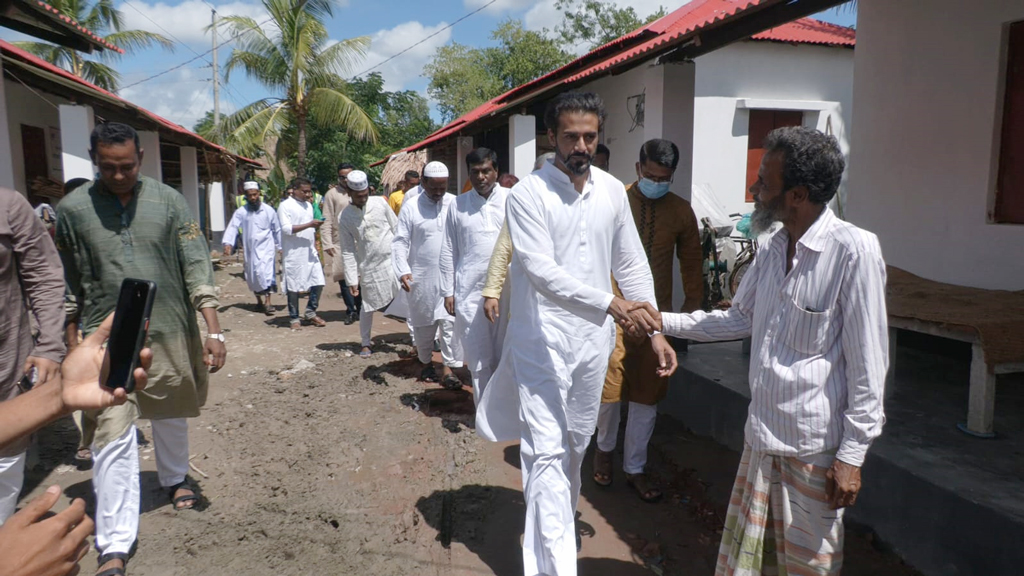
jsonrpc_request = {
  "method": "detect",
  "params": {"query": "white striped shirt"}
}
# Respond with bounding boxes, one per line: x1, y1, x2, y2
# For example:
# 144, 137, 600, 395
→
663, 207, 888, 466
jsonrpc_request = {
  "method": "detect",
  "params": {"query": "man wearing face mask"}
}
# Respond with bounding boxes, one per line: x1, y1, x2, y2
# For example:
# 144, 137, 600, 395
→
592, 138, 703, 503
222, 182, 282, 316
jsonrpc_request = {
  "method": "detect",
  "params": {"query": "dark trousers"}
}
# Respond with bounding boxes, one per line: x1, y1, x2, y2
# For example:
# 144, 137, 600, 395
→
339, 280, 361, 315
286, 285, 323, 320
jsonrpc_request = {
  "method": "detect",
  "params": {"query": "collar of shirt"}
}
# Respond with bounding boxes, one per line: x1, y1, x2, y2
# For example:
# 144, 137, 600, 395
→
540, 159, 595, 198
776, 206, 836, 255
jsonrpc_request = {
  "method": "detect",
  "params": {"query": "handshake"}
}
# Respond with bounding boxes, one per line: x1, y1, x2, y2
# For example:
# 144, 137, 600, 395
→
607, 297, 663, 337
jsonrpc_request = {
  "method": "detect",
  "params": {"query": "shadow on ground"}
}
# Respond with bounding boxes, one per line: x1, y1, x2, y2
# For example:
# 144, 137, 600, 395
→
399, 388, 477, 433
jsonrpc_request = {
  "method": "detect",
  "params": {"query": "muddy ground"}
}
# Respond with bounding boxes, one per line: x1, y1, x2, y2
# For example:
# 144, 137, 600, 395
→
20, 261, 922, 576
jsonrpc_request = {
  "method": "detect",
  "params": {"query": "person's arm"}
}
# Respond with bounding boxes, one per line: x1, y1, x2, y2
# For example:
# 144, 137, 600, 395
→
610, 187, 656, 308
10, 192, 66, 384
54, 206, 83, 351
221, 209, 241, 255
172, 193, 226, 373
656, 250, 760, 341
321, 191, 337, 256
677, 201, 704, 313
506, 188, 614, 327
271, 209, 282, 251
439, 206, 457, 315
392, 201, 414, 287
481, 221, 512, 300
0, 485, 93, 576
277, 202, 318, 234
385, 198, 399, 232
337, 210, 360, 288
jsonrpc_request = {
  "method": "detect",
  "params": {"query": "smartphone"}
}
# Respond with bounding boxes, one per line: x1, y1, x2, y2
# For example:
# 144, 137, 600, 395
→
103, 279, 157, 393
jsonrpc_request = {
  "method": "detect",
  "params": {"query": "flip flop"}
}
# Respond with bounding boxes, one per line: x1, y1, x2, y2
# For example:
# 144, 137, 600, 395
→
625, 473, 663, 503
592, 449, 613, 487
96, 551, 129, 576
359, 347, 372, 358
441, 373, 462, 390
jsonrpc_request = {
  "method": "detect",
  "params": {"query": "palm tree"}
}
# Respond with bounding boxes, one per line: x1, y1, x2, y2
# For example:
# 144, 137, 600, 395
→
217, 0, 377, 177
13, 0, 173, 91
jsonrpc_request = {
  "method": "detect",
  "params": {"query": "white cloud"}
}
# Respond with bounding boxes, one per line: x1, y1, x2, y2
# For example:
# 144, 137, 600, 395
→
524, 0, 691, 34
464, 0, 537, 13
119, 0, 269, 46
119, 66, 234, 130
356, 20, 453, 92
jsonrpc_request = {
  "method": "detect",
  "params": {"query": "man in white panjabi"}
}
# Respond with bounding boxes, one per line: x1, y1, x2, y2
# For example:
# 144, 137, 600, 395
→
222, 181, 281, 316
392, 161, 464, 388
631, 127, 887, 576
439, 147, 508, 405
277, 178, 327, 329
479, 92, 678, 576
337, 170, 399, 358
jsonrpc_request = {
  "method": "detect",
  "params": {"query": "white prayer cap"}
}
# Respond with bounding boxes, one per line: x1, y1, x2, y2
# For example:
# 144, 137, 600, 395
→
243, 181, 260, 191
423, 161, 449, 178
346, 170, 369, 191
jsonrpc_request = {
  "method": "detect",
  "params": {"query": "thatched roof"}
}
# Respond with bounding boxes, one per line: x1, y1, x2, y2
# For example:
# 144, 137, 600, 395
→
379, 150, 427, 194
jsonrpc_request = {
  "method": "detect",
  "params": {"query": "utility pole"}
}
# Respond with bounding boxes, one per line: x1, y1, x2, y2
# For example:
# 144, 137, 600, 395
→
211, 8, 220, 126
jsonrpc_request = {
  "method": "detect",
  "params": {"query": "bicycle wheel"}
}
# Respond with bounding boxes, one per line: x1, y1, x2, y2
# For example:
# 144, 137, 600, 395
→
730, 254, 752, 297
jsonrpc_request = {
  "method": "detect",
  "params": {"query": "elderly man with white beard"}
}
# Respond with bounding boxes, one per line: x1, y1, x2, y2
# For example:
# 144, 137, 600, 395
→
392, 161, 463, 388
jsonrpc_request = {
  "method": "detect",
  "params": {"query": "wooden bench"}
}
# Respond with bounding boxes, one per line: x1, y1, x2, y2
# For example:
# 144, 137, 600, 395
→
886, 316, 1024, 437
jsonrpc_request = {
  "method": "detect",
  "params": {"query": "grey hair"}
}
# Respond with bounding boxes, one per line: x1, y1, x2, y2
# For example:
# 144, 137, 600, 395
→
762, 126, 845, 204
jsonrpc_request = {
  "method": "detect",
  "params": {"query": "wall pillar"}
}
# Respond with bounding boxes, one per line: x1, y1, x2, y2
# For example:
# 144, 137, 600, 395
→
456, 136, 473, 193
0, 59, 15, 189
59, 104, 95, 181
180, 146, 200, 221
138, 131, 162, 181
509, 114, 536, 179
208, 181, 226, 245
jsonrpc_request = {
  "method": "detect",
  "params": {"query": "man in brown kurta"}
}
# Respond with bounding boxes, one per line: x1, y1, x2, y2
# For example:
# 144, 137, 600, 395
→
593, 139, 703, 502
0, 188, 66, 523
321, 162, 358, 322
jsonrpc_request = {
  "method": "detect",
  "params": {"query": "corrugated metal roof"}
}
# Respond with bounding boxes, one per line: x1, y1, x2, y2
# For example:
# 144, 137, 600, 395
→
30, 0, 124, 53
0, 39, 258, 166
375, 0, 854, 165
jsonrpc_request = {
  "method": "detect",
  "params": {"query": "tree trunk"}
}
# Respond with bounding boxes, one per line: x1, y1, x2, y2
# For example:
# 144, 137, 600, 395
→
296, 110, 307, 178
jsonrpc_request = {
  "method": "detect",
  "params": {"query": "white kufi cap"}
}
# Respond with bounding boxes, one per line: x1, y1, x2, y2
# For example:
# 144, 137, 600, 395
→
423, 161, 449, 178
346, 170, 369, 191
243, 181, 260, 190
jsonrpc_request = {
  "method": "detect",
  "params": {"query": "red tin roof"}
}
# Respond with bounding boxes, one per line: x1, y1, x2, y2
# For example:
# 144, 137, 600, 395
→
30, 0, 124, 53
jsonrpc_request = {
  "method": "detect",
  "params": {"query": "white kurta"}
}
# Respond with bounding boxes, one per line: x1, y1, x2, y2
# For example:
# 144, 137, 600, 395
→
277, 196, 325, 292
222, 203, 281, 293
392, 192, 455, 327
338, 196, 399, 312
439, 186, 509, 375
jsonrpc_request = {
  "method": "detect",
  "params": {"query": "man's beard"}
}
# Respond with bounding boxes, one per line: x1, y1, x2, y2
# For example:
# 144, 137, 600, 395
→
556, 147, 592, 177
750, 193, 786, 236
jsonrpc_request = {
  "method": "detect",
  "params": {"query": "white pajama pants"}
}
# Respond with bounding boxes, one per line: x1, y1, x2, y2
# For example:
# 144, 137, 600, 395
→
93, 418, 189, 555
413, 320, 462, 368
360, 310, 375, 347
470, 366, 494, 406
595, 401, 658, 474
0, 452, 26, 524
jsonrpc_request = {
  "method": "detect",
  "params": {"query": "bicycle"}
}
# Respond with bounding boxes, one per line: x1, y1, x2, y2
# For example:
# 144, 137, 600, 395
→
700, 216, 729, 311
727, 213, 758, 298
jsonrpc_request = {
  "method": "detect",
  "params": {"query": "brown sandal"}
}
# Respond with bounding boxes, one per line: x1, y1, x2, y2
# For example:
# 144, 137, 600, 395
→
593, 449, 613, 486
626, 473, 663, 503
305, 315, 327, 327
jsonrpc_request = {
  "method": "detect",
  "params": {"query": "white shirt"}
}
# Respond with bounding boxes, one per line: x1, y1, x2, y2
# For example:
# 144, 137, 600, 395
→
222, 203, 281, 293
338, 196, 398, 312
439, 185, 509, 371
662, 207, 888, 466
392, 191, 455, 326
277, 196, 325, 292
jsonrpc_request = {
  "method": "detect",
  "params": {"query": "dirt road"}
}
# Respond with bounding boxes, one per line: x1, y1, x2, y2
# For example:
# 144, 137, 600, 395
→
21, 262, 920, 575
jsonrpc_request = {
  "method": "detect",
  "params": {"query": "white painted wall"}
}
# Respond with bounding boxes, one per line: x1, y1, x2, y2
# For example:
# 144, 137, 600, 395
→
59, 104, 95, 183
508, 114, 536, 179
138, 131, 162, 181
692, 41, 854, 218
586, 63, 663, 185
849, 0, 1024, 289
3, 81, 68, 194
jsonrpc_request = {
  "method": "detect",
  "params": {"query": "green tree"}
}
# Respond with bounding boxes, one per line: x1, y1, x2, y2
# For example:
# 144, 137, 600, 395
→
301, 72, 437, 191
218, 0, 378, 177
193, 110, 217, 142
555, 0, 667, 50
425, 19, 571, 123
13, 0, 173, 91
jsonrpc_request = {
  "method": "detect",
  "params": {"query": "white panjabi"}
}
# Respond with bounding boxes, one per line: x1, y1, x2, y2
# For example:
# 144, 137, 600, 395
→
277, 195, 326, 292
222, 202, 281, 293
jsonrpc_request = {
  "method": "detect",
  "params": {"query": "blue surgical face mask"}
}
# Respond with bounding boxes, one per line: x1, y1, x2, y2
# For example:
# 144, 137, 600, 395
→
637, 177, 671, 199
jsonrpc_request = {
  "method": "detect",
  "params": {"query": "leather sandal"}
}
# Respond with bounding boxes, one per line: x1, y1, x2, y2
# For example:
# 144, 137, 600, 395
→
592, 449, 613, 487
168, 477, 201, 511
96, 551, 129, 576
625, 472, 663, 503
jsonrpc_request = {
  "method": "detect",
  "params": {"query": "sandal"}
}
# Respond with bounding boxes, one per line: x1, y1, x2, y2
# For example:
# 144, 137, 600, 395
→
441, 373, 462, 390
168, 477, 200, 511
305, 315, 327, 327
289, 320, 301, 330
359, 346, 372, 359
625, 473, 663, 503
592, 449, 613, 487
97, 551, 129, 576
420, 364, 439, 382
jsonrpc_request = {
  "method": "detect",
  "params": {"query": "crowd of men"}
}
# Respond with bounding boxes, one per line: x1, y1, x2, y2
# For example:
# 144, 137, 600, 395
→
0, 89, 887, 576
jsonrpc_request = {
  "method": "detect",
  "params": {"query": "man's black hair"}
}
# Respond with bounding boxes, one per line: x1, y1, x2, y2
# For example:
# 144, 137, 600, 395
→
63, 177, 91, 195
543, 92, 606, 132
337, 162, 356, 172
465, 147, 499, 170
763, 127, 845, 205
639, 139, 679, 170
291, 177, 312, 189
596, 144, 610, 157
90, 122, 140, 153
404, 170, 420, 180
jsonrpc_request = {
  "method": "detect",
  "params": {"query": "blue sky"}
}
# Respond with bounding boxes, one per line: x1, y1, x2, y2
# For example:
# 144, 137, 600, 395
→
0, 0, 856, 130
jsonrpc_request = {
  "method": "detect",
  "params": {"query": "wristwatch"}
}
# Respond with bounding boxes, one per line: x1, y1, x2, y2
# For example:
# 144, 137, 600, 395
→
207, 333, 226, 342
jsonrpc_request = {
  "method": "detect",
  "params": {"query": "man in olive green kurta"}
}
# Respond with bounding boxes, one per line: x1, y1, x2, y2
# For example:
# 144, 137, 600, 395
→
56, 122, 226, 572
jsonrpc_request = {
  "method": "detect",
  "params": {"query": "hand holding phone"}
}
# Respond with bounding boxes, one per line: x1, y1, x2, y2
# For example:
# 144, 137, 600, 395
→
102, 279, 157, 393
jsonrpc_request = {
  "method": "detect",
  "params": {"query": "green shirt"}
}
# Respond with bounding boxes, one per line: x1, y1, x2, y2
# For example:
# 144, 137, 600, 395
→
56, 175, 219, 420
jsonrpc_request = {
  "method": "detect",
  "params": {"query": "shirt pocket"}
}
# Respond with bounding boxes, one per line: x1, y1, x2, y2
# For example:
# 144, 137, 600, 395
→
782, 298, 833, 355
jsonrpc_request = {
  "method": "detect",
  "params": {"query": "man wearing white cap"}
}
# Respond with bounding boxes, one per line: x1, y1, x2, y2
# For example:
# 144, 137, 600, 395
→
223, 181, 282, 315
338, 170, 399, 358
439, 147, 509, 403
392, 161, 463, 387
